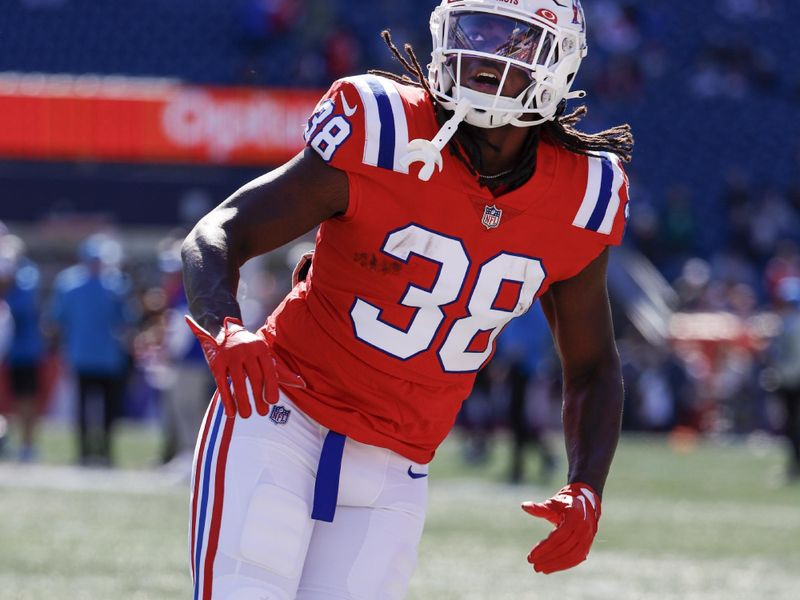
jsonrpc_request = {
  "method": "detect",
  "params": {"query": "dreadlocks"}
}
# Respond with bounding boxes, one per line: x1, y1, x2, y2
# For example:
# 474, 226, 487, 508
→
370, 31, 634, 193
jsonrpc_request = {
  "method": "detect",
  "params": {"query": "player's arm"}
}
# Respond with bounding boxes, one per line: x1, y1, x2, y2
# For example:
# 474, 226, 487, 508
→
181, 148, 348, 338
523, 248, 623, 574
540, 247, 623, 494
180, 148, 348, 416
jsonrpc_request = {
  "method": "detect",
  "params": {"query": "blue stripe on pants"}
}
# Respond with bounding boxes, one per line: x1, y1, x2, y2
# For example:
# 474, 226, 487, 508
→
311, 431, 346, 522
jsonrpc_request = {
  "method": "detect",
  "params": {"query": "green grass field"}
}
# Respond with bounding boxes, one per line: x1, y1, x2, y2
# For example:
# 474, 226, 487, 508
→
1, 424, 799, 599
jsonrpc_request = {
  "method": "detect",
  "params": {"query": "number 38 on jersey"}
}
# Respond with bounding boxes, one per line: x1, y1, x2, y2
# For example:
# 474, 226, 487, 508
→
350, 224, 546, 373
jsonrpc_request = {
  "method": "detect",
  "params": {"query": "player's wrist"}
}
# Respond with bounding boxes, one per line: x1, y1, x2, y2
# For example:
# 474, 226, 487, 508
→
562, 482, 601, 523
220, 316, 247, 337
188, 304, 244, 339
563, 481, 600, 498
566, 474, 605, 499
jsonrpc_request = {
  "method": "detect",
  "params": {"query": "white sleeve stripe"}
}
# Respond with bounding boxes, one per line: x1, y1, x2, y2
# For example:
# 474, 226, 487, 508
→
572, 155, 603, 229
346, 76, 382, 167
344, 75, 409, 173
377, 77, 410, 174
597, 153, 623, 235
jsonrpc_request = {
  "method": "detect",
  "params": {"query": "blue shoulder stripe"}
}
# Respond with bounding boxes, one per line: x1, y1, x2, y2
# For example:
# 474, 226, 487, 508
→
345, 75, 410, 173
584, 156, 614, 232
364, 77, 396, 171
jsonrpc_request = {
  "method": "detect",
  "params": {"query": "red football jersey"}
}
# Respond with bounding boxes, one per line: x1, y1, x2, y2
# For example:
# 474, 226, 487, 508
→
263, 75, 629, 463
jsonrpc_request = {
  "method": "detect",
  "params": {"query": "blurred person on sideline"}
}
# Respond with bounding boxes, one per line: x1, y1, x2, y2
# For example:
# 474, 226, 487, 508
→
456, 365, 495, 465
0, 221, 13, 362
0, 233, 45, 462
50, 234, 133, 467
0, 221, 11, 439
495, 303, 556, 484
770, 276, 800, 481
0, 290, 11, 363
0, 291, 10, 457
0, 262, 14, 394
158, 238, 213, 472
0, 242, 14, 363
636, 345, 679, 432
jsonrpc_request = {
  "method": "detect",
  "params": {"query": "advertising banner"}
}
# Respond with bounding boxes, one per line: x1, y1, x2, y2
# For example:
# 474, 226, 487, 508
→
0, 74, 321, 166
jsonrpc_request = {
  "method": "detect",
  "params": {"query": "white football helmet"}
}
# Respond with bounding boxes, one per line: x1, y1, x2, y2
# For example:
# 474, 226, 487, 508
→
428, 0, 588, 128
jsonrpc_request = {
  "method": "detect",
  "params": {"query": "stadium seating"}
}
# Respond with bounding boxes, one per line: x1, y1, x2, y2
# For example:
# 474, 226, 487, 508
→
0, 0, 798, 246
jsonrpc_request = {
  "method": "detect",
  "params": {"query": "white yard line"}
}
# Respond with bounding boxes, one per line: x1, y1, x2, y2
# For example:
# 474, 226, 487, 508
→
0, 463, 188, 495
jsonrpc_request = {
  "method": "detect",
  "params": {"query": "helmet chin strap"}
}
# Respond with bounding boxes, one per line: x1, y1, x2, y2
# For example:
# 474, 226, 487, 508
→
565, 90, 587, 100
399, 89, 585, 182
399, 98, 473, 182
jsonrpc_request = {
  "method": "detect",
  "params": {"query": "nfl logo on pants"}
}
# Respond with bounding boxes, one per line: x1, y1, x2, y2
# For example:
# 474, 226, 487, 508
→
482, 204, 503, 230
269, 405, 291, 425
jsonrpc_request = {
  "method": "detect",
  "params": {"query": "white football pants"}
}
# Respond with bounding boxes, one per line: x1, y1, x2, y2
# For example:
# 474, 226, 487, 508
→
189, 391, 428, 600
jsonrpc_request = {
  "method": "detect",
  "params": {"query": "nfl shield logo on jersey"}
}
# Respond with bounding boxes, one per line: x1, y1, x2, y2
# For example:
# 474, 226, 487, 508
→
481, 205, 503, 230
269, 405, 291, 425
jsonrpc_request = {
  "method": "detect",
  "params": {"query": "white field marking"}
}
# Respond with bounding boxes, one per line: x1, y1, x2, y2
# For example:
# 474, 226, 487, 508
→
0, 463, 188, 495
425, 480, 800, 530
605, 496, 800, 529
411, 477, 800, 600
410, 539, 800, 600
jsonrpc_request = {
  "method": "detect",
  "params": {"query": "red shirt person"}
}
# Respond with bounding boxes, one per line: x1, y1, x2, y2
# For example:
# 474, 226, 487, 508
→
182, 1, 632, 598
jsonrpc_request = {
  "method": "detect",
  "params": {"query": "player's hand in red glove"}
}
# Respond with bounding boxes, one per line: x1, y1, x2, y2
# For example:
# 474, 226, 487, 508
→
522, 483, 601, 574
186, 315, 304, 418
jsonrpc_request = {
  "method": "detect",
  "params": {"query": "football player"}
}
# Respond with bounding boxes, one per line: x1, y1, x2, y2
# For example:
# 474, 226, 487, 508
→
182, 1, 632, 598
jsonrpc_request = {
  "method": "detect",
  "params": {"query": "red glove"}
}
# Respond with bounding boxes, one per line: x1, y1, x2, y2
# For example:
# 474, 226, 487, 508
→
522, 483, 601, 574
186, 315, 305, 418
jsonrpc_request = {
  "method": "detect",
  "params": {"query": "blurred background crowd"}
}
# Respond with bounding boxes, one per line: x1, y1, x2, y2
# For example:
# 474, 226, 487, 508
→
1, 0, 799, 483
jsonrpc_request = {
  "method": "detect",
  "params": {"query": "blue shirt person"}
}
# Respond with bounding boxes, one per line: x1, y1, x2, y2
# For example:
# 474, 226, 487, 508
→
51, 235, 133, 465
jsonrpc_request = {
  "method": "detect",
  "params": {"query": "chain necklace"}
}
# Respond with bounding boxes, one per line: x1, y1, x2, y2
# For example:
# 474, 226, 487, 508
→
477, 168, 513, 180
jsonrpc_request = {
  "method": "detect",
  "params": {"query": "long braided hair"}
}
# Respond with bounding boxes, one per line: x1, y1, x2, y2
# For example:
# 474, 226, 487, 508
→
370, 31, 634, 192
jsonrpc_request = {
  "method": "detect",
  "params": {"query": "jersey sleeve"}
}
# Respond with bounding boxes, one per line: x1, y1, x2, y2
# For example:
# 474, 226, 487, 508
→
303, 75, 411, 176
570, 152, 630, 246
